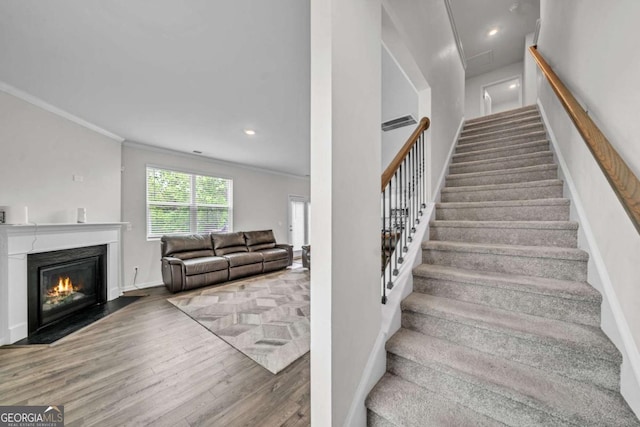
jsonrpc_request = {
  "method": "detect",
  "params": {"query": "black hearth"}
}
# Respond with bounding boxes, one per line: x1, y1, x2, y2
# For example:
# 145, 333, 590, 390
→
27, 245, 107, 334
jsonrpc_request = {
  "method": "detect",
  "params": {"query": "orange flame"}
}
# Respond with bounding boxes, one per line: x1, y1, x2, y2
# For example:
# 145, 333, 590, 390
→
49, 276, 77, 297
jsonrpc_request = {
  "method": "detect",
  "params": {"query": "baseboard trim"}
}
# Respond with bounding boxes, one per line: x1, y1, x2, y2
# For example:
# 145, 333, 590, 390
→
538, 99, 640, 415
343, 116, 464, 427
121, 281, 162, 293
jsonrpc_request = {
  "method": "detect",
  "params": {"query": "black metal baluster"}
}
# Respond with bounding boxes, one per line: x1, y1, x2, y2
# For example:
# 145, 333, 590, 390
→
386, 181, 393, 291
393, 172, 399, 276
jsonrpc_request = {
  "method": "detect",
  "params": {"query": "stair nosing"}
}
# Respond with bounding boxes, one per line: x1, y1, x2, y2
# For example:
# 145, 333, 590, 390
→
430, 219, 578, 230
458, 130, 547, 147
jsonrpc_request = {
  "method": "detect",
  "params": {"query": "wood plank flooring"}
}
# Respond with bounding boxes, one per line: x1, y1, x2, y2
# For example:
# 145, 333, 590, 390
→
0, 285, 310, 427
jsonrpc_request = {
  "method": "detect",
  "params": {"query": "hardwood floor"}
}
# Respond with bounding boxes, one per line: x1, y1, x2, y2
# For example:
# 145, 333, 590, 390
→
0, 286, 310, 427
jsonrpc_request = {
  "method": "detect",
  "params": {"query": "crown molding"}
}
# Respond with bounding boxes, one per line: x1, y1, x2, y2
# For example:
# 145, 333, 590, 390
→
0, 81, 124, 142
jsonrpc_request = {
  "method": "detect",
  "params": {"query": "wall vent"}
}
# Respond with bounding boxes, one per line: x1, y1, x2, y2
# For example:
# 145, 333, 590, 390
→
382, 115, 417, 132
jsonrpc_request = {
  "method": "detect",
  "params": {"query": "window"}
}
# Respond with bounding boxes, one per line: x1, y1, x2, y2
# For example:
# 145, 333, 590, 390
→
146, 166, 232, 239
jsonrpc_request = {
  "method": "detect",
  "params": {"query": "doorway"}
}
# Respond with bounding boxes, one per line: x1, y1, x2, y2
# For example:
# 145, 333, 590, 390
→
288, 195, 310, 255
481, 75, 522, 116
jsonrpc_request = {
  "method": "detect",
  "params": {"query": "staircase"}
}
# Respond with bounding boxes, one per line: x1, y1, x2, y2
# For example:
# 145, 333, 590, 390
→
366, 105, 640, 426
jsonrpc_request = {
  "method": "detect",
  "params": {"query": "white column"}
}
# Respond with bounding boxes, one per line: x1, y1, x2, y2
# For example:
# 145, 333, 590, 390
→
310, 0, 382, 425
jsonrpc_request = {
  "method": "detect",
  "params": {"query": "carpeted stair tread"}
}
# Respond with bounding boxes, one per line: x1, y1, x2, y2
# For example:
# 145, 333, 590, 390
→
464, 105, 538, 126
458, 123, 545, 145
461, 115, 543, 137
446, 163, 558, 187
452, 140, 549, 163
449, 151, 554, 174
386, 328, 640, 426
436, 198, 570, 210
413, 264, 599, 302
429, 219, 578, 247
441, 179, 563, 203
365, 373, 503, 427
435, 198, 571, 221
447, 163, 557, 182
422, 240, 588, 261
455, 131, 547, 153
401, 293, 620, 362
442, 179, 562, 194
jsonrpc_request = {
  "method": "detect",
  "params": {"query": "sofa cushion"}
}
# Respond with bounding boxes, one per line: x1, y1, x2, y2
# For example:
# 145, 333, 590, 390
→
223, 252, 263, 267
244, 230, 276, 251
256, 248, 289, 262
211, 232, 248, 256
182, 256, 229, 276
161, 234, 214, 258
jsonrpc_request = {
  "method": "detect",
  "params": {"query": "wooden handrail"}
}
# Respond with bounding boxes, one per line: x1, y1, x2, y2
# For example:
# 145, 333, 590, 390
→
381, 117, 430, 192
529, 46, 640, 234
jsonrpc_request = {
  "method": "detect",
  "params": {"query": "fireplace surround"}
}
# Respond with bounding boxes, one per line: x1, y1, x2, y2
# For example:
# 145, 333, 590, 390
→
0, 223, 125, 345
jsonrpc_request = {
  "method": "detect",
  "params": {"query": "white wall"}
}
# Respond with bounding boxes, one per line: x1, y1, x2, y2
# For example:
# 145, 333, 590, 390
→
538, 0, 640, 415
465, 61, 524, 119
382, 0, 465, 198
0, 90, 121, 224
523, 32, 537, 105
310, 0, 382, 424
121, 142, 309, 289
381, 45, 419, 171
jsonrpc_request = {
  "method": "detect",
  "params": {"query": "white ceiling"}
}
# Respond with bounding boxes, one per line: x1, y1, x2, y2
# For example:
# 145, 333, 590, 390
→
0, 1, 310, 176
449, 0, 540, 78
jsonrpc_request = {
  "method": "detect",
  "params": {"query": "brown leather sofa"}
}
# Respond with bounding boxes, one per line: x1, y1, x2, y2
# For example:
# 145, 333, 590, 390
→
161, 230, 293, 293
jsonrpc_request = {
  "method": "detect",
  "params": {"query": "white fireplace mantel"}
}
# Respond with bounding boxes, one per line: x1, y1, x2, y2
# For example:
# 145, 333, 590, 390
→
0, 223, 126, 345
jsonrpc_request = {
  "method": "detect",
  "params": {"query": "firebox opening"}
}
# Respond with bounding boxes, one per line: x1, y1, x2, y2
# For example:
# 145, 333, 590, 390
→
28, 245, 107, 335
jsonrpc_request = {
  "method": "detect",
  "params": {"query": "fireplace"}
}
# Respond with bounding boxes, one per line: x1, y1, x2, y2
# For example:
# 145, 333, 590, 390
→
27, 245, 107, 334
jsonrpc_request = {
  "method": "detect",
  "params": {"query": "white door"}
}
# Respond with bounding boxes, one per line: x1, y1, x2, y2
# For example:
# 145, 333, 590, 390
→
288, 195, 309, 254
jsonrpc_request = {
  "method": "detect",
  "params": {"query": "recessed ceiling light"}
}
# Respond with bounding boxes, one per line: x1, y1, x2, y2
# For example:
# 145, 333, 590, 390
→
488, 28, 499, 36
509, 84, 517, 89
244, 129, 256, 136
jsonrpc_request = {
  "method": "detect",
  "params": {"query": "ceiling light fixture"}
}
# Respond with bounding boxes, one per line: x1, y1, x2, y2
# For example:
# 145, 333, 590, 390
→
488, 28, 499, 36
509, 83, 517, 89
244, 129, 256, 136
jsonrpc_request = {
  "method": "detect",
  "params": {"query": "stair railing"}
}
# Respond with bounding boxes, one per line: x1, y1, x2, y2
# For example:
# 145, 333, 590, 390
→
381, 117, 430, 304
529, 46, 640, 234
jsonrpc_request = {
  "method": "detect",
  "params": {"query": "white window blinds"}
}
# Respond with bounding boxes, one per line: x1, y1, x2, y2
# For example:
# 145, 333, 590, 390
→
146, 167, 232, 238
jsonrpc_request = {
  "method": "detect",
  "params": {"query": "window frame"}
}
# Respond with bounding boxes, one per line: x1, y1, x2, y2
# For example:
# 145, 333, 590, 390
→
145, 165, 233, 240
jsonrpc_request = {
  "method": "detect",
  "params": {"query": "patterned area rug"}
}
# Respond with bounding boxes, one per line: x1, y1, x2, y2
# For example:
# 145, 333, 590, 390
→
168, 266, 310, 374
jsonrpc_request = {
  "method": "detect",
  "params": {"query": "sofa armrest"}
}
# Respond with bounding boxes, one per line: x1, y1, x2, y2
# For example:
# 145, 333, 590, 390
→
275, 244, 293, 266
161, 257, 186, 293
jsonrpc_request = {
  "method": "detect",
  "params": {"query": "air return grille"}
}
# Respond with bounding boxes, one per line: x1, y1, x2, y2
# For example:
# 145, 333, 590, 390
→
382, 115, 417, 132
